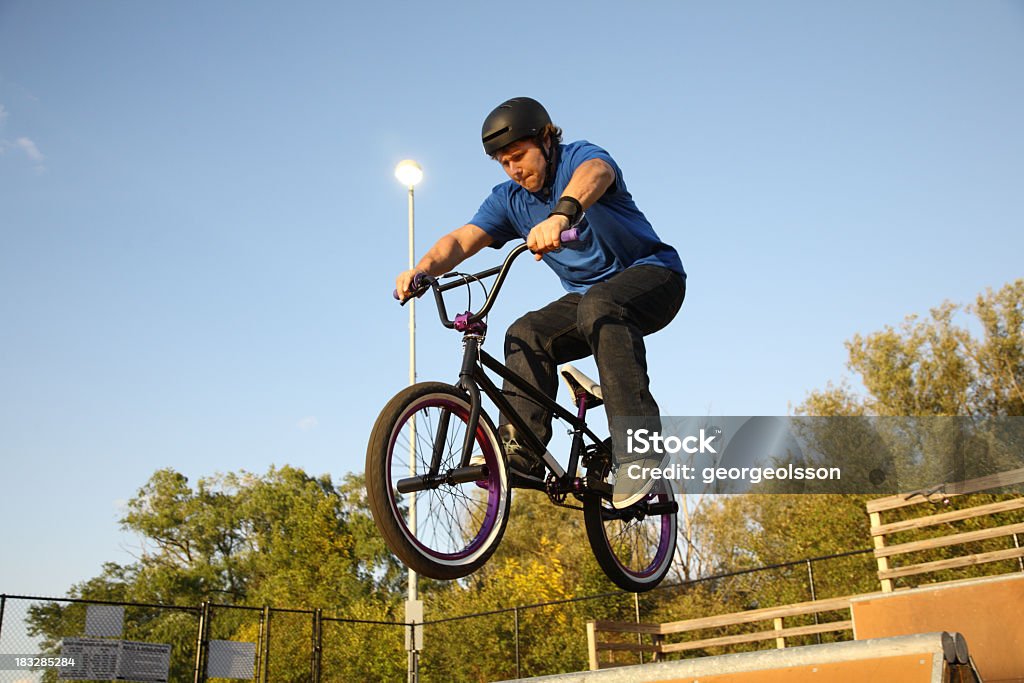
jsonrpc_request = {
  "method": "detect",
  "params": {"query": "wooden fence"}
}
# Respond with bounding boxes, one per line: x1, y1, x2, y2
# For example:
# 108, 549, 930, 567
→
868, 466, 1024, 592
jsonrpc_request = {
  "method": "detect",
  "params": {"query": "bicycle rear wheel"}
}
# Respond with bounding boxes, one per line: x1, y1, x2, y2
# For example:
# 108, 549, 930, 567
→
584, 478, 676, 593
365, 382, 510, 580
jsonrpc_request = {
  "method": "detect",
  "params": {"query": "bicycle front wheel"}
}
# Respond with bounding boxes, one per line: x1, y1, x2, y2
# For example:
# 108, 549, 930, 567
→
584, 480, 677, 593
366, 382, 510, 580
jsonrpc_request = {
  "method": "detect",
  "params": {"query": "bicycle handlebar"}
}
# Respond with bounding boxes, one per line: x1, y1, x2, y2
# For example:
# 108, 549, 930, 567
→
393, 227, 582, 329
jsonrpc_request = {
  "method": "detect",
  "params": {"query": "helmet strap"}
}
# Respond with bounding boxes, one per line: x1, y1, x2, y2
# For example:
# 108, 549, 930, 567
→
537, 134, 560, 200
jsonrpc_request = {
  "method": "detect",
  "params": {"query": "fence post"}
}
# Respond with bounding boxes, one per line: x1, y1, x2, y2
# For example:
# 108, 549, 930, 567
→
870, 511, 894, 592
773, 617, 786, 649
513, 607, 520, 679
586, 621, 598, 671
806, 559, 822, 644
311, 608, 323, 683
0, 594, 6, 643
192, 601, 210, 683
1014, 533, 1024, 572
254, 606, 266, 683
262, 607, 272, 683
634, 592, 643, 664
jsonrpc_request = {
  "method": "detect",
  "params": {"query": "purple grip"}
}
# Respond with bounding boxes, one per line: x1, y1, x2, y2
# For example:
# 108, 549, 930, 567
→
393, 272, 431, 300
560, 228, 579, 243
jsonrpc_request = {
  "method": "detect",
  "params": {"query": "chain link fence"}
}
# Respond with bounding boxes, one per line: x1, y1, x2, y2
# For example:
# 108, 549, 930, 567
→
1, 550, 876, 682
0, 595, 201, 683
0, 596, 408, 683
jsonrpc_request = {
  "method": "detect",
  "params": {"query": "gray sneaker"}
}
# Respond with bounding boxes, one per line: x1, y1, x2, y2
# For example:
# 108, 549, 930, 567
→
611, 452, 669, 509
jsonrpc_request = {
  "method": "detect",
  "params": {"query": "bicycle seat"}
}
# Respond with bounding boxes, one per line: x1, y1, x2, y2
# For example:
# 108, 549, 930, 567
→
560, 364, 604, 409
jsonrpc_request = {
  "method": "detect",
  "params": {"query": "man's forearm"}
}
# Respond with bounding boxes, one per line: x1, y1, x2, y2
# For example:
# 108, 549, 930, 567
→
414, 225, 491, 275
561, 159, 615, 209
415, 234, 466, 275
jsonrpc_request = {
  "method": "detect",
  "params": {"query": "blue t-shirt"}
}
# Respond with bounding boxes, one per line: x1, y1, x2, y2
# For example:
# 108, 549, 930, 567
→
470, 140, 685, 293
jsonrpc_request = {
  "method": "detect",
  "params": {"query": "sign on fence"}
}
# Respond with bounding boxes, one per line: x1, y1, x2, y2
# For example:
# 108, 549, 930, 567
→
207, 640, 256, 679
85, 605, 125, 637
59, 638, 119, 680
59, 637, 171, 682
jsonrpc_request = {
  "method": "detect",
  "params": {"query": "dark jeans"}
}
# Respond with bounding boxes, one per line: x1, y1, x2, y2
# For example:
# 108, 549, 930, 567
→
501, 265, 686, 457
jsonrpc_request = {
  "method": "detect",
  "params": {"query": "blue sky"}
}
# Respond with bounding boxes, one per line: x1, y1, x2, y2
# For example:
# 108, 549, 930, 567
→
1, 0, 1022, 599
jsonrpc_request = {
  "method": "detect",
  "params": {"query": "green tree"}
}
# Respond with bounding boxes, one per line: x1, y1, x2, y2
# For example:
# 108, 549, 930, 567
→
800, 279, 1024, 418
786, 279, 1024, 591
26, 466, 406, 682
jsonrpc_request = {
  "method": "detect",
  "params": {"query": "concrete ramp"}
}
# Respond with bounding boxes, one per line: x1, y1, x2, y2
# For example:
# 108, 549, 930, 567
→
496, 632, 977, 682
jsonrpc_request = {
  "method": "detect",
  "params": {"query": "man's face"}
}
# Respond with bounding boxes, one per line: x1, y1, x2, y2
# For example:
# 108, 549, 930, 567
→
495, 139, 546, 193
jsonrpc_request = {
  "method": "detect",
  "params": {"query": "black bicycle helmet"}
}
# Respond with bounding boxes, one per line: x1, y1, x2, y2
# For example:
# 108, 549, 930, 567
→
481, 97, 552, 156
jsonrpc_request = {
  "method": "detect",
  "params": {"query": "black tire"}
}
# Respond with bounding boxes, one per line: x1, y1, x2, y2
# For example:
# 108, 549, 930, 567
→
584, 474, 677, 593
365, 382, 510, 580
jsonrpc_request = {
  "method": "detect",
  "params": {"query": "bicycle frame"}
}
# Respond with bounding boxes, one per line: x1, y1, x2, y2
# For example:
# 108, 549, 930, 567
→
460, 338, 608, 490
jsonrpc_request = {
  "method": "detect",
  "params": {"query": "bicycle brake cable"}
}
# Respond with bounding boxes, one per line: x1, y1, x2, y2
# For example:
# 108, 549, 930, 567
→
446, 271, 490, 324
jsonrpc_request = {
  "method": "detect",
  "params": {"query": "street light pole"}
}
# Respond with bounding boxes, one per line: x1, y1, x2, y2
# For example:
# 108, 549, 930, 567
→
394, 159, 423, 683
405, 179, 418, 604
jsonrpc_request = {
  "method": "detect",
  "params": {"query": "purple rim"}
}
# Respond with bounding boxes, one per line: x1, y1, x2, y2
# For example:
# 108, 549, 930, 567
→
387, 396, 501, 562
607, 491, 673, 579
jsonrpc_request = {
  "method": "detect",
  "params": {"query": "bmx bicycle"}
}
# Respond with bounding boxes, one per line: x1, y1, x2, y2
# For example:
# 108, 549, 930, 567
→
365, 233, 678, 592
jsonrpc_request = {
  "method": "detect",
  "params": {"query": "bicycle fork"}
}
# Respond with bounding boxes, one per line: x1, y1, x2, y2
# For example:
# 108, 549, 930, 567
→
455, 335, 485, 470
394, 336, 489, 496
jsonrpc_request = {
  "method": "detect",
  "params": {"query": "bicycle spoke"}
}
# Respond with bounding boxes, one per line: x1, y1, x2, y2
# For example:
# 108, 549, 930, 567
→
601, 501, 664, 573
385, 396, 503, 559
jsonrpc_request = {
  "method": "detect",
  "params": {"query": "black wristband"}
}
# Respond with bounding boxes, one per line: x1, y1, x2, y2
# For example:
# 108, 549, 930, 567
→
549, 195, 584, 227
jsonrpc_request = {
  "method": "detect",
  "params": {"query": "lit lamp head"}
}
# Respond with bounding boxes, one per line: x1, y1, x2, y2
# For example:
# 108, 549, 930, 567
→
394, 159, 423, 187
